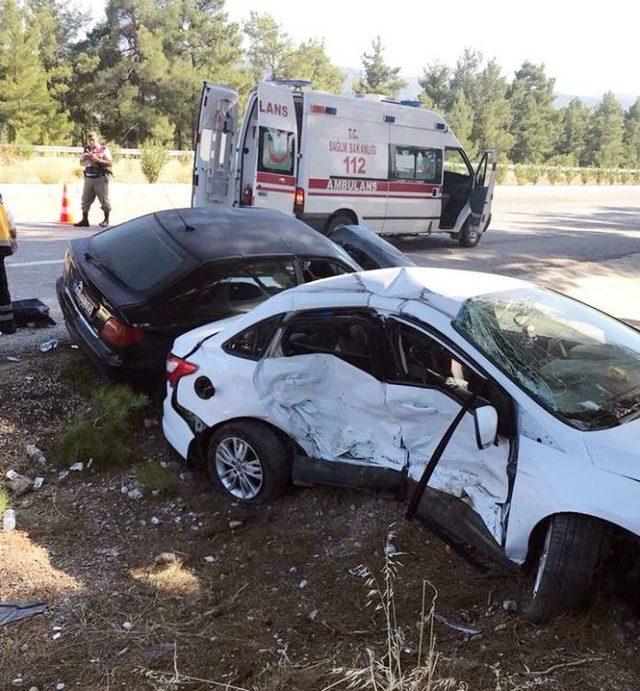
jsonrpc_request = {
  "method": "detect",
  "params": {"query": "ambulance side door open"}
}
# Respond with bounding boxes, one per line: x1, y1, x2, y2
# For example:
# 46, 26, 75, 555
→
247, 82, 297, 213
469, 149, 496, 232
192, 83, 238, 208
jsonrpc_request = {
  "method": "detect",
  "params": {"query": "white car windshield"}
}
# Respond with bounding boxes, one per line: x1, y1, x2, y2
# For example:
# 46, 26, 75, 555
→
453, 287, 640, 430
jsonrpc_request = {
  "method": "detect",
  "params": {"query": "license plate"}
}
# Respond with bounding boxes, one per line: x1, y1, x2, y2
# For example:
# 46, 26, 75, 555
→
72, 281, 95, 317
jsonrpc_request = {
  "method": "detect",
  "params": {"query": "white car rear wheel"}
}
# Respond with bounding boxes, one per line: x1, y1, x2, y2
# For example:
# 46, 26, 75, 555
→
207, 421, 291, 504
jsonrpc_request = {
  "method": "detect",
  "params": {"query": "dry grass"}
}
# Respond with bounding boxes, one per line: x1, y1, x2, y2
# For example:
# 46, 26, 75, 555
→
0, 155, 193, 184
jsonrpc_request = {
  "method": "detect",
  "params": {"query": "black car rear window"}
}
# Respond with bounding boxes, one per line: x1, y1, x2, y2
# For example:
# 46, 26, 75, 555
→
89, 215, 194, 292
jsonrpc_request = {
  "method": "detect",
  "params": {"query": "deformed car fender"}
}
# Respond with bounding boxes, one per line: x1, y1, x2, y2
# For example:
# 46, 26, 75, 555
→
504, 435, 640, 564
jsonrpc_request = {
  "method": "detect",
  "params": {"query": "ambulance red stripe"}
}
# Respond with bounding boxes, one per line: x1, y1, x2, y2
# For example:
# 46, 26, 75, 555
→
256, 185, 295, 194
257, 172, 296, 185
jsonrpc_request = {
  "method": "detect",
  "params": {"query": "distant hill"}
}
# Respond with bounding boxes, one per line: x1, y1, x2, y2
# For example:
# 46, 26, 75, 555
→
341, 67, 637, 109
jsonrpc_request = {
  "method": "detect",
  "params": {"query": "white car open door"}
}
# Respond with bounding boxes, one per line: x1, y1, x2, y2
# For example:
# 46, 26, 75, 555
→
192, 83, 238, 208
469, 149, 497, 233
250, 82, 298, 213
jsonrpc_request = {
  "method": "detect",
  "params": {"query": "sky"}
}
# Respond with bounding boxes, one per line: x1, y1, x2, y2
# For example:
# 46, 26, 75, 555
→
78, 0, 639, 98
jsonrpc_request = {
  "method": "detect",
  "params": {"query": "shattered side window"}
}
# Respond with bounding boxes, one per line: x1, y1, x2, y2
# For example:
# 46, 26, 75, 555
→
389, 320, 484, 395
223, 314, 282, 360
454, 287, 640, 430
277, 311, 382, 376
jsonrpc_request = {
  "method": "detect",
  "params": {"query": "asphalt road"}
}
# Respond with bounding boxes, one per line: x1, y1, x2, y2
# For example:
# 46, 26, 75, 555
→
2, 185, 639, 357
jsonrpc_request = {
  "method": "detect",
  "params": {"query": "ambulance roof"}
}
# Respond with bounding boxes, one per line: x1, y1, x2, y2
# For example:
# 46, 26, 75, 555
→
305, 90, 462, 148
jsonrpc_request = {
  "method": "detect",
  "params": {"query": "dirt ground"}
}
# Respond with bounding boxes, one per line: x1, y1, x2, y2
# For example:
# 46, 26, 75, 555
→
1, 347, 640, 691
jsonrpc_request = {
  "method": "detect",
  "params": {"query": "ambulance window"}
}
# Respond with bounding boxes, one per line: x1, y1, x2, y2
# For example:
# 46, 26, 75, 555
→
258, 127, 295, 175
394, 148, 415, 179
391, 146, 442, 183
415, 149, 441, 182
444, 148, 473, 181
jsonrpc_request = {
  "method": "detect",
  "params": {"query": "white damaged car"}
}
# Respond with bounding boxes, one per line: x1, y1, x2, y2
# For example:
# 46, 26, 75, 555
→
163, 267, 640, 622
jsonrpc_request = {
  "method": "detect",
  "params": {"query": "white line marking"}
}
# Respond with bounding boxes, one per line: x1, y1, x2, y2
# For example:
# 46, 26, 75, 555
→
6, 259, 64, 268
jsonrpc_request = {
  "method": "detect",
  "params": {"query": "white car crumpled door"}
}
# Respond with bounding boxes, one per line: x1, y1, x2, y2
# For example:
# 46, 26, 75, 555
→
385, 319, 510, 542
254, 353, 406, 468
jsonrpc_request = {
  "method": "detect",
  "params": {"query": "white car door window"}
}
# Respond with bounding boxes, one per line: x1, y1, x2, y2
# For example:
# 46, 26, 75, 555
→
254, 310, 406, 467
385, 319, 511, 541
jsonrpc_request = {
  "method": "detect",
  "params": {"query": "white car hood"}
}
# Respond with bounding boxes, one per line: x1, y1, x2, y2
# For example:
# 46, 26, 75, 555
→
171, 316, 244, 358
584, 415, 640, 480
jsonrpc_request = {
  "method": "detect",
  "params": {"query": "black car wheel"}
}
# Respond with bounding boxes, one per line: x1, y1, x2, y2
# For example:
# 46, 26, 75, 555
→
458, 219, 481, 247
207, 421, 291, 504
523, 513, 607, 624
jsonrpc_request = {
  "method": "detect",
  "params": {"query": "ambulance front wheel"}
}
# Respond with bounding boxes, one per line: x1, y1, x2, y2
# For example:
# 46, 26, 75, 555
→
459, 219, 482, 248
324, 212, 355, 235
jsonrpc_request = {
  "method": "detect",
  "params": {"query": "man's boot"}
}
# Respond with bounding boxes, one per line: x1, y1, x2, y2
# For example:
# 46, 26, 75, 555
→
74, 214, 89, 227
99, 212, 110, 228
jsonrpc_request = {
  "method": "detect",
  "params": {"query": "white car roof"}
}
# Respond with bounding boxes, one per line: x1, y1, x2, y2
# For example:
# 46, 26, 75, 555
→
290, 267, 532, 318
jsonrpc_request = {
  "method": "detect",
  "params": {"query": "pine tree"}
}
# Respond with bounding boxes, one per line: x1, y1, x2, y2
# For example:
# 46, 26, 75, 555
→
585, 91, 625, 168
243, 11, 293, 82
623, 98, 640, 168
353, 36, 407, 98
473, 59, 513, 161
243, 14, 344, 94
508, 61, 556, 163
447, 90, 474, 154
0, 0, 70, 143
555, 97, 590, 165
418, 62, 451, 112
286, 39, 345, 93
74, 0, 246, 148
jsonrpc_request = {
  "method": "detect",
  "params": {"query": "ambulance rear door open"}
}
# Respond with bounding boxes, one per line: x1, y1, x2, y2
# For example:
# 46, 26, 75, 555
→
242, 82, 297, 213
192, 83, 238, 208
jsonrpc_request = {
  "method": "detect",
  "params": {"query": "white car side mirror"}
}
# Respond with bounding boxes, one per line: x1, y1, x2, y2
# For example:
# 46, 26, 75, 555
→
473, 404, 498, 449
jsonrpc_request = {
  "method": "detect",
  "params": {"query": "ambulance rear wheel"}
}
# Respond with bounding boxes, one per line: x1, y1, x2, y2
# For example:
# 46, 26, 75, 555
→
324, 212, 354, 235
459, 220, 481, 247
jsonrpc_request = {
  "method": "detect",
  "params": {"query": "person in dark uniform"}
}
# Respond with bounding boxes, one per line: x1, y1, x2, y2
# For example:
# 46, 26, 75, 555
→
0, 193, 17, 335
74, 132, 113, 228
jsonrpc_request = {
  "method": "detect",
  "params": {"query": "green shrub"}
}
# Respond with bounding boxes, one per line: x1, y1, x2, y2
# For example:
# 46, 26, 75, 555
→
563, 168, 576, 185
514, 164, 529, 185
0, 488, 9, 514
633, 171, 640, 185
579, 168, 591, 184
56, 384, 149, 468
528, 165, 543, 184
619, 170, 631, 185
177, 151, 193, 166
594, 168, 606, 184
141, 145, 169, 183
494, 162, 508, 185
605, 168, 618, 185
38, 170, 61, 184
546, 167, 562, 185
136, 459, 179, 495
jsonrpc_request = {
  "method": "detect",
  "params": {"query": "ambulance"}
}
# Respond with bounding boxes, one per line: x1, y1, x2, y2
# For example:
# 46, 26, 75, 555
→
192, 80, 496, 247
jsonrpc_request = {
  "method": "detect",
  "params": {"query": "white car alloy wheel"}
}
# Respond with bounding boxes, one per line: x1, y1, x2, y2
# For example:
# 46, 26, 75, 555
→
215, 436, 264, 499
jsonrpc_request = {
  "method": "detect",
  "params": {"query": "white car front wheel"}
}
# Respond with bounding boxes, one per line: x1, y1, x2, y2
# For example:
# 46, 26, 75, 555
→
523, 513, 607, 624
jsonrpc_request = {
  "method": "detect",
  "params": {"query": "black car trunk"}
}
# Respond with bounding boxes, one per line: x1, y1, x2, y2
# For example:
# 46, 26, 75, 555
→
67, 237, 138, 332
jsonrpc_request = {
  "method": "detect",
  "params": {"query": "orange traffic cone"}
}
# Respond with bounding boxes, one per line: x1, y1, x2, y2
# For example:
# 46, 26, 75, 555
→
58, 184, 74, 224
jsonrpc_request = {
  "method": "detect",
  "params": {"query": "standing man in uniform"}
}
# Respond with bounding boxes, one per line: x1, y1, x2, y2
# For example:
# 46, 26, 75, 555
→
74, 132, 113, 228
0, 193, 18, 335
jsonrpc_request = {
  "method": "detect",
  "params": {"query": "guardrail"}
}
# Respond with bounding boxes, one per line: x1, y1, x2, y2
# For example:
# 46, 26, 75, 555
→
0, 144, 191, 159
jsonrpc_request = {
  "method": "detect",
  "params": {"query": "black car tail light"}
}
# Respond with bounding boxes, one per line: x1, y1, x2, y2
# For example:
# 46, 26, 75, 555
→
101, 317, 145, 348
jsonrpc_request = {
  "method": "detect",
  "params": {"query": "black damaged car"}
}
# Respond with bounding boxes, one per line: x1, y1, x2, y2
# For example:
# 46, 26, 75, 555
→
57, 206, 412, 377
